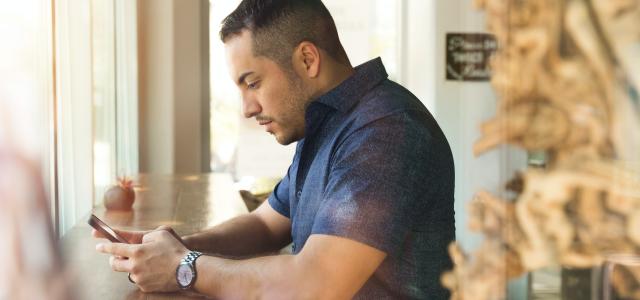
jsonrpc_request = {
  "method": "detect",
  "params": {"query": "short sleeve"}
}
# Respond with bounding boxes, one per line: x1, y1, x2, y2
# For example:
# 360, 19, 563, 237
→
268, 165, 292, 218
311, 111, 435, 256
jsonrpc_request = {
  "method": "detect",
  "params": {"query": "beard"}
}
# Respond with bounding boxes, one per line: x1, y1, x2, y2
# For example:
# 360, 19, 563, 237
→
270, 74, 312, 145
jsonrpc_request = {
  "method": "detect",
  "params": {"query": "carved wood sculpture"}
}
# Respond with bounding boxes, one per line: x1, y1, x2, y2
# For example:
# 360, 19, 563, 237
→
442, 0, 640, 299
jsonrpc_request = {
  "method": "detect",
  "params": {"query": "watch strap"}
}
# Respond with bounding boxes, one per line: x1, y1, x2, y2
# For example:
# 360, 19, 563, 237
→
178, 251, 203, 289
182, 251, 203, 265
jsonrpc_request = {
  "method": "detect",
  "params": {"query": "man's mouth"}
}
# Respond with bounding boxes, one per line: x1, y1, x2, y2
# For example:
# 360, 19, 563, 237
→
258, 120, 272, 126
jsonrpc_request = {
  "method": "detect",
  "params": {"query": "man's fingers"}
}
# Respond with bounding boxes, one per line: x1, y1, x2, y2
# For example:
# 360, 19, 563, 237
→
142, 229, 170, 243
92, 227, 147, 244
141, 227, 186, 247
116, 229, 148, 244
154, 225, 187, 247
92, 228, 123, 239
156, 225, 174, 233
94, 224, 180, 244
96, 242, 140, 258
92, 228, 117, 239
92, 228, 102, 238
109, 256, 134, 273
95, 225, 178, 244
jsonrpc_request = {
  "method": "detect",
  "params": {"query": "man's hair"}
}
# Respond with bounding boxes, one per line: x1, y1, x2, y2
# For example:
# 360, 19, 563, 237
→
220, 0, 349, 68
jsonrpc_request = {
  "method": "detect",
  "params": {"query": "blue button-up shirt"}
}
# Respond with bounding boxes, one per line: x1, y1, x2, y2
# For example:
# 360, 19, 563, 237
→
268, 58, 455, 299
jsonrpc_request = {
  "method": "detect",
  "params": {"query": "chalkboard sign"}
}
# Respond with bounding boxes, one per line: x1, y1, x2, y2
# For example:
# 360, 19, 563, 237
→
446, 33, 497, 81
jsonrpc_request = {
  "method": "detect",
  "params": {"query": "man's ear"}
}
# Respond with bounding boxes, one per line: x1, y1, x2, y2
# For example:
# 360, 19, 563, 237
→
293, 41, 320, 78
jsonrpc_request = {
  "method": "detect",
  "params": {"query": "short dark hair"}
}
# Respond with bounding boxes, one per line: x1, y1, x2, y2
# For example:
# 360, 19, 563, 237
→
220, 0, 349, 68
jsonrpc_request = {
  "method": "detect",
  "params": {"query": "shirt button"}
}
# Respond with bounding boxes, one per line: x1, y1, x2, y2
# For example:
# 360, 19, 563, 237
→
296, 190, 302, 198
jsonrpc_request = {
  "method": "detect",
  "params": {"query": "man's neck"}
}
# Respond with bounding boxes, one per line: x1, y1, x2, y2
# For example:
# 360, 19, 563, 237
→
311, 61, 355, 100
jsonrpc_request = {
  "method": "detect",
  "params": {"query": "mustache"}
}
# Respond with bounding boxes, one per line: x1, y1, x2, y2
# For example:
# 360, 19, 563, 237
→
255, 115, 274, 122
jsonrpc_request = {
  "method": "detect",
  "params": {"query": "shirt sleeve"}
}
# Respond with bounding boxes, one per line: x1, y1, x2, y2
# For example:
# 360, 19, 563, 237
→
268, 165, 292, 218
311, 111, 437, 256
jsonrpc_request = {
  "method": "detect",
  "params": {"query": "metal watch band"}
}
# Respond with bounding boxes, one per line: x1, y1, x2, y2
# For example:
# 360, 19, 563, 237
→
178, 251, 203, 289
182, 251, 203, 265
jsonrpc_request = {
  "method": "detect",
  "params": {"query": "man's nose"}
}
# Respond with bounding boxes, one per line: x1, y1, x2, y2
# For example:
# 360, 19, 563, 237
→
241, 96, 261, 119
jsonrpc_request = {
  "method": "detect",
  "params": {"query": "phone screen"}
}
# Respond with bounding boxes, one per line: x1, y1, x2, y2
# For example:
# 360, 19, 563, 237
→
88, 214, 129, 243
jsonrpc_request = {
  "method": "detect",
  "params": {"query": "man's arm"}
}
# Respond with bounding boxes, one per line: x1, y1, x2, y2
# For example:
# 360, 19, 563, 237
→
193, 234, 386, 299
98, 230, 385, 297
182, 201, 292, 257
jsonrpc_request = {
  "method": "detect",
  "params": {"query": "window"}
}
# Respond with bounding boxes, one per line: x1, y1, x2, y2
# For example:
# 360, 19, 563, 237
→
324, 0, 403, 80
48, 0, 138, 236
91, 0, 118, 207
91, 0, 138, 208
0, 0, 56, 218
209, 0, 242, 176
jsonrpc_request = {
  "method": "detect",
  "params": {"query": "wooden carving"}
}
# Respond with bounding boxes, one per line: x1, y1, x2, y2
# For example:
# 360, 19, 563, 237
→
442, 0, 640, 299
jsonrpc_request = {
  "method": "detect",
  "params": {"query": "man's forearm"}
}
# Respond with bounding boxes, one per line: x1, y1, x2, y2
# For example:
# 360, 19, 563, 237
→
182, 213, 290, 257
183, 235, 382, 299
192, 254, 321, 299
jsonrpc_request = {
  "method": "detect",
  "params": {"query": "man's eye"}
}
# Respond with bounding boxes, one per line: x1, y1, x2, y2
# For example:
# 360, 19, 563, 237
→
247, 82, 259, 89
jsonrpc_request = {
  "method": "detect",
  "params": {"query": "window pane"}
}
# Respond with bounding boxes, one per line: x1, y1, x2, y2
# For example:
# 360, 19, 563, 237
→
324, 0, 401, 80
0, 0, 55, 214
91, 0, 117, 206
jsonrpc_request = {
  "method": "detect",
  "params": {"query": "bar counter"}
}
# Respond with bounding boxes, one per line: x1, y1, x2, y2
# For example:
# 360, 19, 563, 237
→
60, 173, 248, 300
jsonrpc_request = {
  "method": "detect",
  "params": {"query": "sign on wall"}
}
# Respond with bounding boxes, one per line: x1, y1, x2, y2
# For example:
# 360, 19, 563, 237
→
445, 33, 497, 81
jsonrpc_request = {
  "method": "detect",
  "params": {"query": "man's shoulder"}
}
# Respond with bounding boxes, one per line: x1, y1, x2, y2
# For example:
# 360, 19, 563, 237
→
344, 79, 434, 132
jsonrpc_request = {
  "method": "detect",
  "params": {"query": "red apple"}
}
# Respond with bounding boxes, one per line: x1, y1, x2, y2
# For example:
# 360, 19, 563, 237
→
104, 177, 135, 210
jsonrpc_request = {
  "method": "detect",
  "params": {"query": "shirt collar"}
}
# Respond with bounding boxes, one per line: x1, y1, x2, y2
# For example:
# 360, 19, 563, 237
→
313, 57, 389, 113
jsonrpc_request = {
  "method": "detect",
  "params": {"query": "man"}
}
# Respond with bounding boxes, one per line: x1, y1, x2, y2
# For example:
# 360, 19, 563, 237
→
95, 0, 455, 298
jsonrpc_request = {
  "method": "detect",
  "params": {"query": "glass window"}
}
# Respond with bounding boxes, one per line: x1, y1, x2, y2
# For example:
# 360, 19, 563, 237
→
91, 0, 118, 206
91, 0, 138, 209
209, 0, 241, 176
0, 0, 56, 219
324, 0, 402, 80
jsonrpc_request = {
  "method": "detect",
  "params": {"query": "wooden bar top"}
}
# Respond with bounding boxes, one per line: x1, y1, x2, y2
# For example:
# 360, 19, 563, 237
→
60, 173, 249, 300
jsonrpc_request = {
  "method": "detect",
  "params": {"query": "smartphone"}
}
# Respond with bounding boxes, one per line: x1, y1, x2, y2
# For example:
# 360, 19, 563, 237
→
88, 214, 129, 243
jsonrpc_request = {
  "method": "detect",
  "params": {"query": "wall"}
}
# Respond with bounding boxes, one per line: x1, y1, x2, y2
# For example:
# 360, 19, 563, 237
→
138, 0, 174, 174
393, 0, 527, 251
404, 0, 436, 111
174, 0, 210, 173
138, 0, 210, 174
431, 0, 528, 297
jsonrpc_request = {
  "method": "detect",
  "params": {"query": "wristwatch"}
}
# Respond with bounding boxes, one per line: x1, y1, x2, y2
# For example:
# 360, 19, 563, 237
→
176, 251, 203, 289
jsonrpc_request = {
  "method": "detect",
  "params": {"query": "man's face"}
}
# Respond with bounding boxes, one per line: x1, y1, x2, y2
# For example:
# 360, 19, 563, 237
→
224, 31, 310, 145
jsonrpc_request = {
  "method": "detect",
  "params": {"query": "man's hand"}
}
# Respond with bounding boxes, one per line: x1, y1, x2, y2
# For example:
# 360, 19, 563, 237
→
91, 227, 147, 244
92, 225, 186, 246
96, 227, 190, 293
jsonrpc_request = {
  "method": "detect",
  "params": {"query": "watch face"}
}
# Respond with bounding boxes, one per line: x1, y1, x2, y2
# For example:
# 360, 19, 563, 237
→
177, 263, 194, 287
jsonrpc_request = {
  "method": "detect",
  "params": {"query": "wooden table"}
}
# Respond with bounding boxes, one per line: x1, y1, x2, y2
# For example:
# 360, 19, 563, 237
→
60, 173, 249, 300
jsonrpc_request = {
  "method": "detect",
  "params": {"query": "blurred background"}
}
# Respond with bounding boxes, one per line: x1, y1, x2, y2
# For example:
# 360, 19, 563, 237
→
0, 0, 515, 245
7, 0, 619, 299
